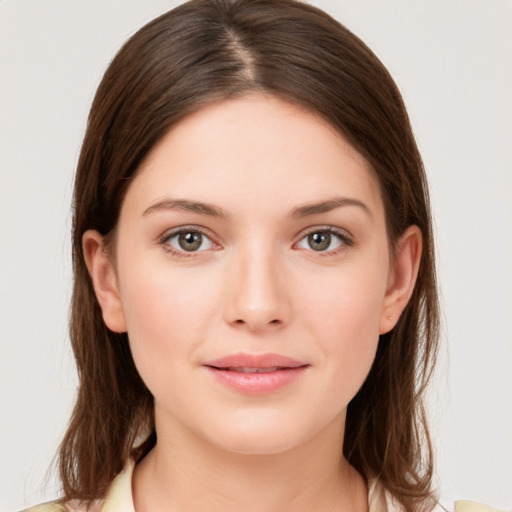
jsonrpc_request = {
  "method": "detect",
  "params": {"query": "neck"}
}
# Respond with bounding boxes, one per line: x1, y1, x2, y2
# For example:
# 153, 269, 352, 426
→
132, 414, 368, 512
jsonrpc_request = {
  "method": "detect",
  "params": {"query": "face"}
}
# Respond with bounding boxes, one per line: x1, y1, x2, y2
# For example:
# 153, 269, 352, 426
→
86, 93, 419, 456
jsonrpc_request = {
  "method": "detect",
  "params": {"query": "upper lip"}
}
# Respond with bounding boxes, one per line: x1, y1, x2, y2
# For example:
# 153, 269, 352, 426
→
203, 353, 308, 370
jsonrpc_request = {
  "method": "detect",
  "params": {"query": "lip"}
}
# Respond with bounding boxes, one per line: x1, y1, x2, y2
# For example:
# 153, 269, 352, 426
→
202, 353, 309, 395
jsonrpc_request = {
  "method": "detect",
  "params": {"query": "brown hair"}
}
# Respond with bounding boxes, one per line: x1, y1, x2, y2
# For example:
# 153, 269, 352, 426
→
60, 1, 439, 510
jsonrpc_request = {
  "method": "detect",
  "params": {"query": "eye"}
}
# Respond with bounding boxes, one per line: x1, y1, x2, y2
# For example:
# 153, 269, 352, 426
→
296, 228, 350, 253
162, 229, 216, 253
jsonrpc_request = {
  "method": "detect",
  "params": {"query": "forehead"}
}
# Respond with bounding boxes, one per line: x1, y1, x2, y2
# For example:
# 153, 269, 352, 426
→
122, 93, 384, 221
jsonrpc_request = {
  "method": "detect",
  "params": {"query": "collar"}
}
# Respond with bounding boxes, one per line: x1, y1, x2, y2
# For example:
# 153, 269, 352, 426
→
86, 459, 501, 512
95, 459, 397, 512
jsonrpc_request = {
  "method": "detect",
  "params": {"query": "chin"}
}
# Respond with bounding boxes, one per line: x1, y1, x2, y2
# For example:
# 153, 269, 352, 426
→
206, 428, 304, 456
193, 408, 333, 457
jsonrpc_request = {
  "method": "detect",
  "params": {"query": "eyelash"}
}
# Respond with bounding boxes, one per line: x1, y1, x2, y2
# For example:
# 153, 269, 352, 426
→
158, 225, 353, 259
159, 226, 217, 259
295, 226, 354, 256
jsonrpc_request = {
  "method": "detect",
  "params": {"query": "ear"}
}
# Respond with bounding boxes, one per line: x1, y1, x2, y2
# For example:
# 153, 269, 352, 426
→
82, 230, 127, 333
379, 225, 422, 334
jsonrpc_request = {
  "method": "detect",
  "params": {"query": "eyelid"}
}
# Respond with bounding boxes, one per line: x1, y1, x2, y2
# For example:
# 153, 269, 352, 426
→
293, 225, 354, 253
158, 225, 221, 256
157, 224, 352, 258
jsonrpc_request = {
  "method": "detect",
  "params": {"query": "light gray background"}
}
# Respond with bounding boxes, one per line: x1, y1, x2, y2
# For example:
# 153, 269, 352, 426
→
1, 1, 511, 510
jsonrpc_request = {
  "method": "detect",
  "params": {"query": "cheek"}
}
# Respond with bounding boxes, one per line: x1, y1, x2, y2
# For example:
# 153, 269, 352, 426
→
298, 257, 388, 338
296, 260, 388, 399
117, 257, 221, 387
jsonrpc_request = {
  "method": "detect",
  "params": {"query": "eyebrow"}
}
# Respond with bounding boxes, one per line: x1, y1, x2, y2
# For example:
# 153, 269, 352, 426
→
143, 199, 228, 218
290, 197, 371, 219
142, 196, 371, 219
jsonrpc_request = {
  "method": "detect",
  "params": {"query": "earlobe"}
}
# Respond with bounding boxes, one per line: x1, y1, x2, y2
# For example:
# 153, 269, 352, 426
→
82, 230, 127, 333
379, 225, 422, 334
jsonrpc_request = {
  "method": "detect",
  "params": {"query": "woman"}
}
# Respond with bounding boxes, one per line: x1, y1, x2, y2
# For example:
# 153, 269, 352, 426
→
20, 1, 496, 511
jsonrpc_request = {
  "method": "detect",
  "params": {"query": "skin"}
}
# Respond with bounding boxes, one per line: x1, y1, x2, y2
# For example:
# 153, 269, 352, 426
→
84, 93, 422, 512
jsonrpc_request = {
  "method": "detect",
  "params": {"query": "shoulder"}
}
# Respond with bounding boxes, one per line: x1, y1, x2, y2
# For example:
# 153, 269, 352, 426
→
20, 499, 103, 512
20, 502, 68, 512
454, 501, 508, 512
20, 460, 134, 512
368, 478, 506, 512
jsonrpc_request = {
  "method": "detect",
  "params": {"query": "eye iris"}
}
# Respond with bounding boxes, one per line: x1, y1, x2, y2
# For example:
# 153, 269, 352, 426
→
308, 232, 331, 251
178, 232, 202, 251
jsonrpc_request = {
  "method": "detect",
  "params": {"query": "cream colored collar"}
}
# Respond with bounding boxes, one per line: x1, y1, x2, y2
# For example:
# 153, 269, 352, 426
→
93, 459, 504, 512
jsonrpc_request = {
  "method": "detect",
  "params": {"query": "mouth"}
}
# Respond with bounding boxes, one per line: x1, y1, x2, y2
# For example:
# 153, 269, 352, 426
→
210, 366, 297, 373
202, 353, 309, 394
203, 352, 307, 370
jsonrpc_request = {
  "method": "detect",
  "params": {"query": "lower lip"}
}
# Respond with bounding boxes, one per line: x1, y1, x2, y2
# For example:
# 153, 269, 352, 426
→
204, 366, 309, 394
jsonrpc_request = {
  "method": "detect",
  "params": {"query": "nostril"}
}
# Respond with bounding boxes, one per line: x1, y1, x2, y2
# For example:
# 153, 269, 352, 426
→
232, 318, 281, 327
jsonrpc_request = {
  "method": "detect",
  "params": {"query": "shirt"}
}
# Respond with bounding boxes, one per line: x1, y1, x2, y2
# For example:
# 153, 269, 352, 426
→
21, 460, 505, 512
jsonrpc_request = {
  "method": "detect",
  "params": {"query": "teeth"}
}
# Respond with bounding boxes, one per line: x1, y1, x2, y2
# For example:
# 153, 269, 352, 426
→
227, 366, 281, 373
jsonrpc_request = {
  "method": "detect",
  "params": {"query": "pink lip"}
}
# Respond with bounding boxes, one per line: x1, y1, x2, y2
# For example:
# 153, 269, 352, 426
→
204, 353, 306, 369
202, 353, 309, 395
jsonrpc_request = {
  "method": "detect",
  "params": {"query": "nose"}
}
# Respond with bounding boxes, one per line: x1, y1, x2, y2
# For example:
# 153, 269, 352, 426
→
223, 247, 291, 333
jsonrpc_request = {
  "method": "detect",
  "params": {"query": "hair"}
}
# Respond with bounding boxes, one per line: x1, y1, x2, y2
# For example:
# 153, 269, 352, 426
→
60, 1, 440, 510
